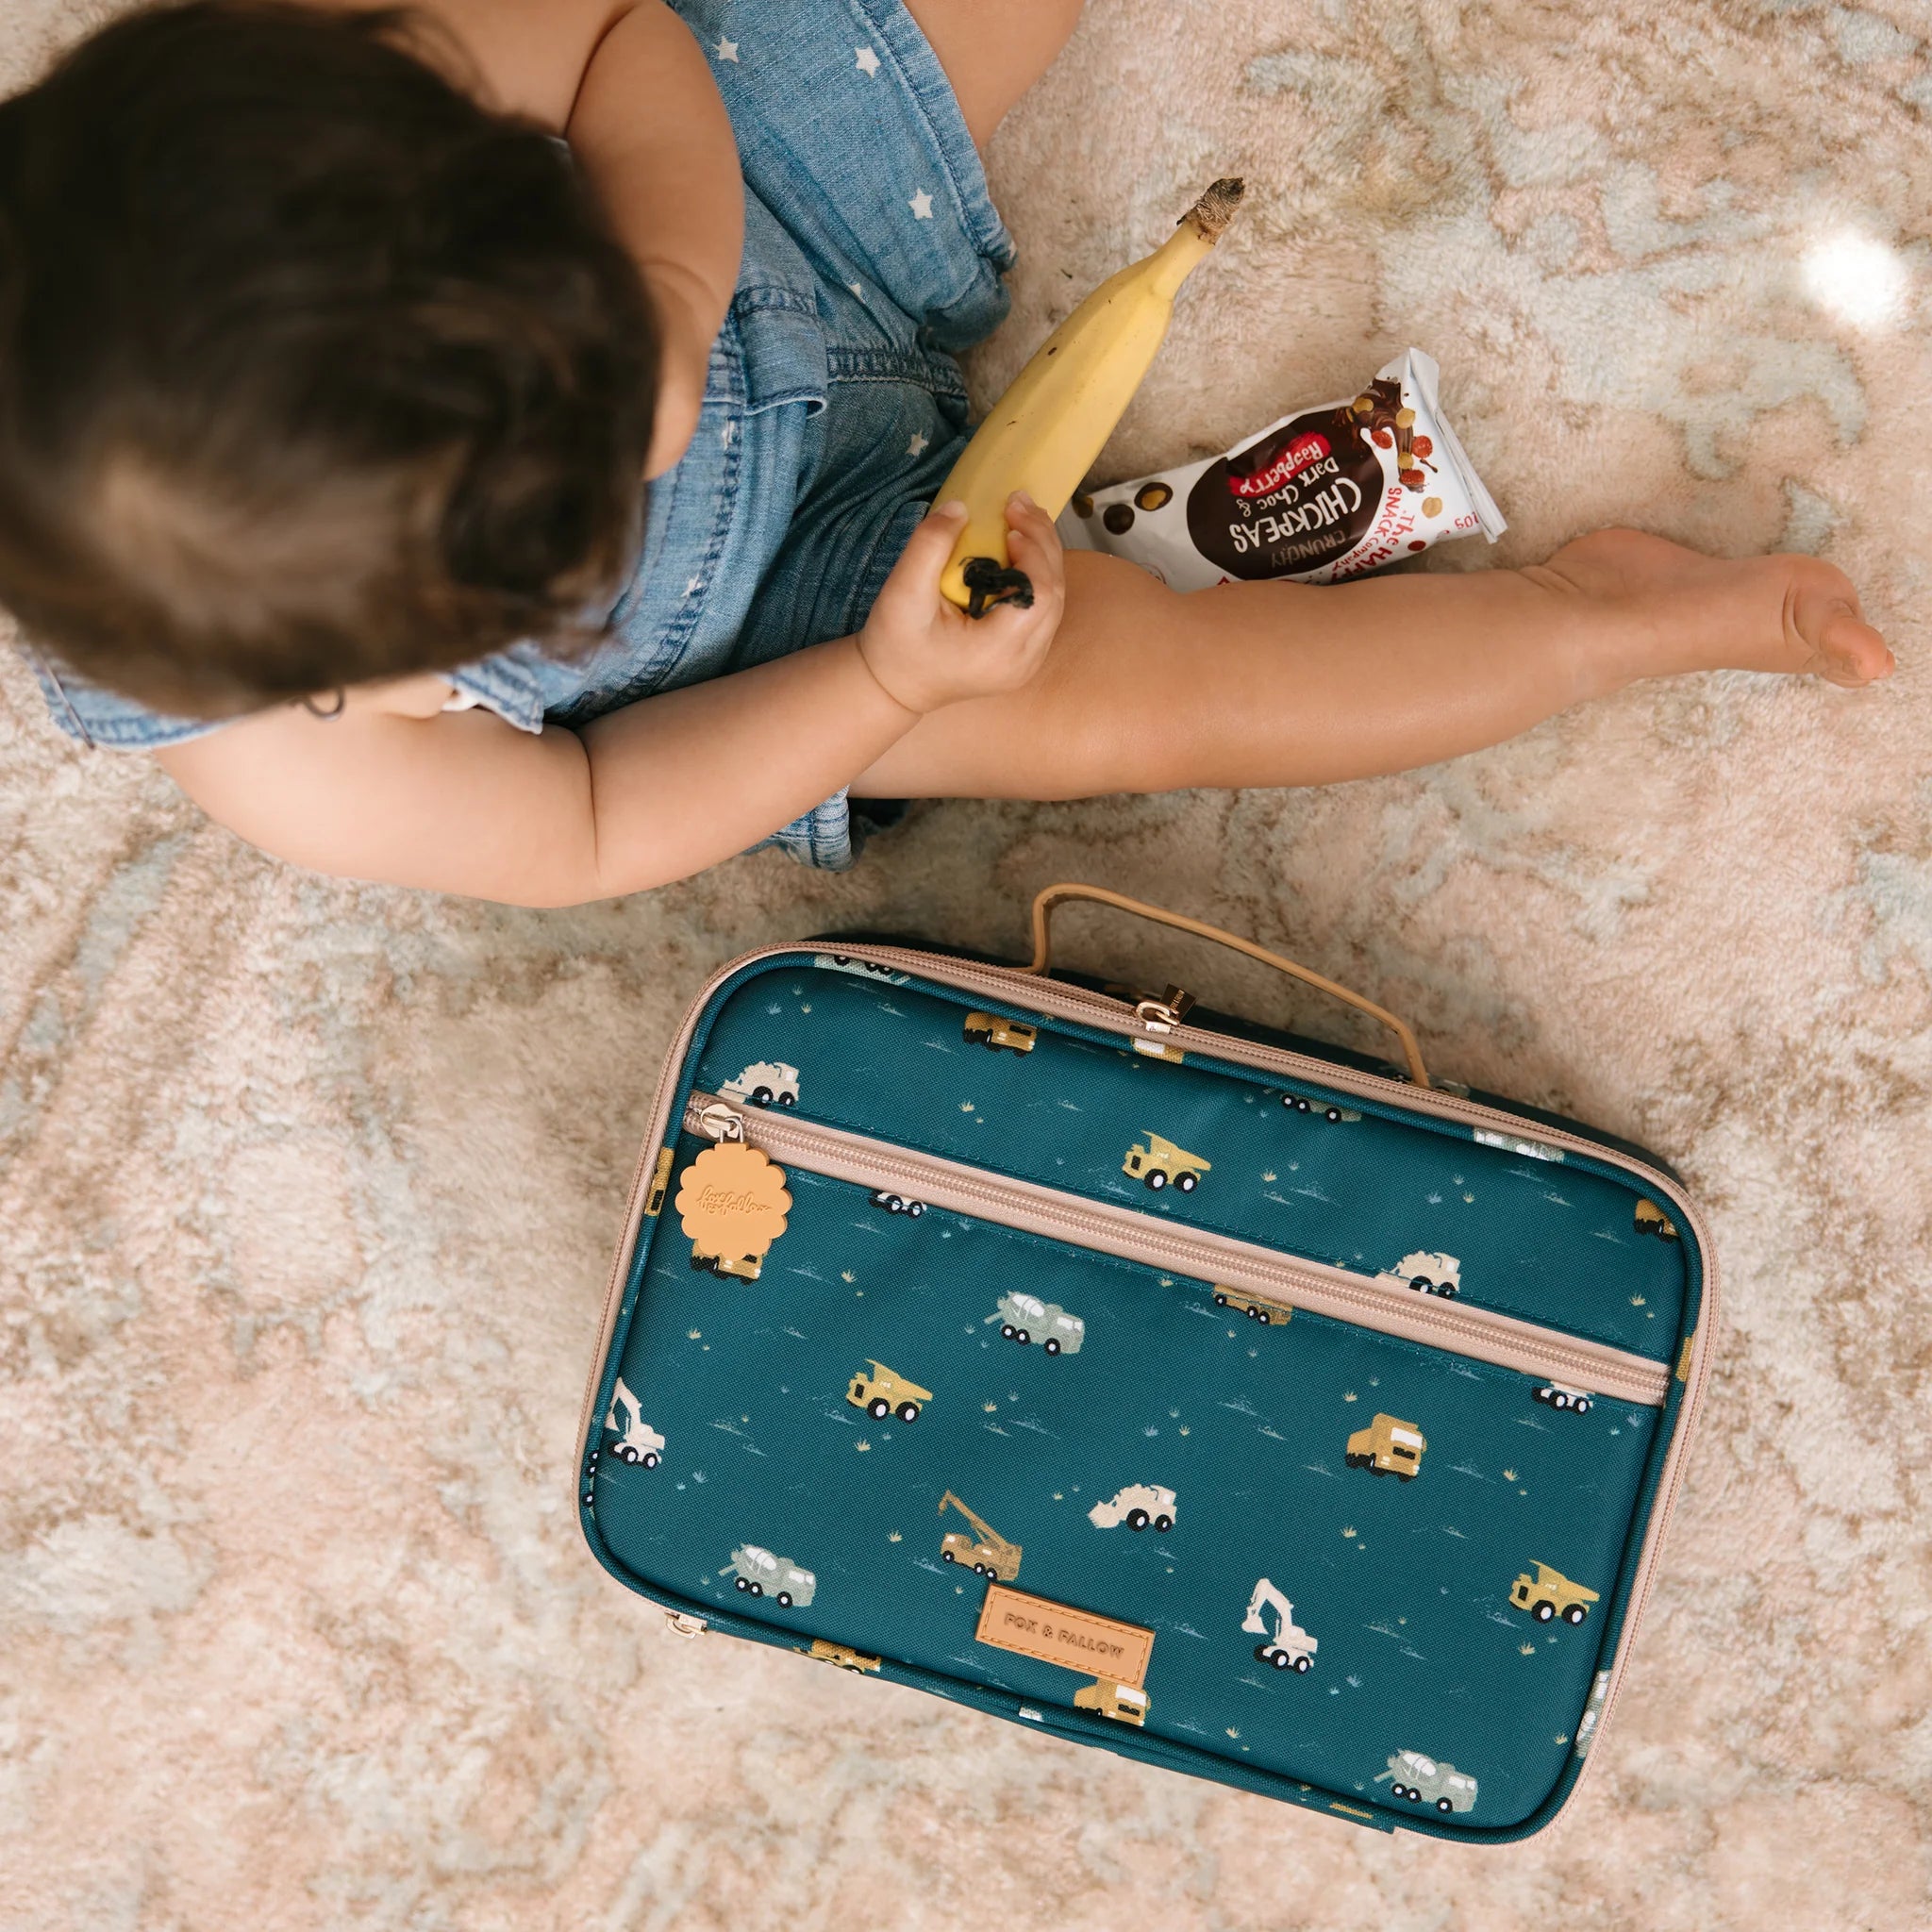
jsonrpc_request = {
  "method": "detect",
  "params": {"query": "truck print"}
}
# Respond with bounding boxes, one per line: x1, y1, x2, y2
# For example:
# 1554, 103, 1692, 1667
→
717, 1061, 800, 1108
602, 1378, 665, 1469
807, 1640, 882, 1672
1212, 1286, 1290, 1325
938, 1491, 1021, 1581
846, 1360, 931, 1424
1280, 1091, 1360, 1123
1532, 1382, 1594, 1414
1123, 1132, 1210, 1193
1474, 1126, 1564, 1162
963, 1011, 1037, 1053
1374, 1249, 1461, 1298
812, 954, 908, 985
1376, 1750, 1477, 1814
691, 1248, 763, 1283
1242, 1578, 1318, 1673
1345, 1413, 1426, 1479
869, 1189, 927, 1217
1508, 1561, 1599, 1625
1088, 1484, 1176, 1532
722, 1544, 816, 1608
1634, 1197, 1680, 1240
1073, 1678, 1149, 1726
988, 1291, 1085, 1356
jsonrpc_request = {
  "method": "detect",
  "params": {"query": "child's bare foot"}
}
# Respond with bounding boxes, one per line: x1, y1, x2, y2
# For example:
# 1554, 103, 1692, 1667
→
1523, 528, 1895, 692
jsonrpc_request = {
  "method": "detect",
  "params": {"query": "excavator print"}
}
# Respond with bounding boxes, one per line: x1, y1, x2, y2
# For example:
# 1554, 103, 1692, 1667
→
1241, 1577, 1318, 1674
602, 1378, 665, 1469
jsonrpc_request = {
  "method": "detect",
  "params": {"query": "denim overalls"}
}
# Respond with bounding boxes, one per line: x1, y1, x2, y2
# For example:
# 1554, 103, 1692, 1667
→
25, 0, 1015, 869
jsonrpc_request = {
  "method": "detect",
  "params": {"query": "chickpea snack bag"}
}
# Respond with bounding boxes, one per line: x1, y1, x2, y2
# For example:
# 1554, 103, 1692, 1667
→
1058, 348, 1506, 589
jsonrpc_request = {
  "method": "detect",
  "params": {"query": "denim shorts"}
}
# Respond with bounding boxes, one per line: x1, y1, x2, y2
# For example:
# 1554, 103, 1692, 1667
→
25, 0, 1015, 871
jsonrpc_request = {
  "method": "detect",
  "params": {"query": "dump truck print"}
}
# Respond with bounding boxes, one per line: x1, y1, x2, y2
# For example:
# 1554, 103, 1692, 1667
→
939, 1491, 1021, 1581
1376, 1750, 1477, 1814
963, 1011, 1037, 1053
722, 1544, 816, 1608
1346, 1413, 1426, 1479
1634, 1197, 1680, 1240
602, 1378, 665, 1469
1532, 1382, 1594, 1414
1280, 1091, 1360, 1123
1088, 1484, 1176, 1532
717, 1060, 800, 1108
1242, 1578, 1318, 1673
1073, 1677, 1149, 1726
989, 1291, 1085, 1356
846, 1360, 932, 1424
1508, 1561, 1599, 1625
1212, 1287, 1290, 1325
1374, 1249, 1461, 1298
869, 1189, 927, 1217
1123, 1132, 1210, 1192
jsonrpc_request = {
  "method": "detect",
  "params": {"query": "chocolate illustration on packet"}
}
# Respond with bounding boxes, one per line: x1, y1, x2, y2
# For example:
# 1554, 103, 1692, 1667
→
1059, 349, 1506, 591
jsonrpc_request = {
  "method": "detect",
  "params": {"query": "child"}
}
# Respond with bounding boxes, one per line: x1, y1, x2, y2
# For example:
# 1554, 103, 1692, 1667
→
1, 0, 1893, 906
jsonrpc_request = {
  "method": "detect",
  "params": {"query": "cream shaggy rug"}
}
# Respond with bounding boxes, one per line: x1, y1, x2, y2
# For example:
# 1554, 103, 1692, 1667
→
4, 2, 1930, 1926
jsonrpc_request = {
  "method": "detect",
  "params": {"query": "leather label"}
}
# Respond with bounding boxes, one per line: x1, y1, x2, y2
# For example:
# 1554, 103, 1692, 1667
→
975, 1584, 1155, 1686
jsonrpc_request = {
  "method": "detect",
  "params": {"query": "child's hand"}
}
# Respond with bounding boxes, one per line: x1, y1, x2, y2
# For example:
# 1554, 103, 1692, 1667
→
855, 494, 1065, 714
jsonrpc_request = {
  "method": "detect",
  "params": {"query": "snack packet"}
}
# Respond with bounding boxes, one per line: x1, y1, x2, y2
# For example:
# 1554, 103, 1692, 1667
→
1058, 348, 1506, 589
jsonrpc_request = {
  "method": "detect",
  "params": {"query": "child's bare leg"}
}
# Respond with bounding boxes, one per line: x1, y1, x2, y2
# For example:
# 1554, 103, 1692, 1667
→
852, 532, 1893, 800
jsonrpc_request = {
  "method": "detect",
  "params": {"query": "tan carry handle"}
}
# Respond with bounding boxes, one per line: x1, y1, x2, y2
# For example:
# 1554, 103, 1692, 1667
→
1022, 883, 1430, 1090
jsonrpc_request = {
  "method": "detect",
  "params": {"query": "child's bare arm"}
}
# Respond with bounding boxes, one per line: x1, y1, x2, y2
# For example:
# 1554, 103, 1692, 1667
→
156, 640, 910, 905
330, 0, 744, 477
154, 499, 1063, 905
564, 4, 744, 477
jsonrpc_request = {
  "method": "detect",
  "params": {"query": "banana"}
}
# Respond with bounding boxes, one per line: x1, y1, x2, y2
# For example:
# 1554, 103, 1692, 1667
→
938, 176, 1245, 616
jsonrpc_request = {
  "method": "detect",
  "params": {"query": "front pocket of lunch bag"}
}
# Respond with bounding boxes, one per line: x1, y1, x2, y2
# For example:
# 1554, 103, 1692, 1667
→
587, 1096, 1667, 1831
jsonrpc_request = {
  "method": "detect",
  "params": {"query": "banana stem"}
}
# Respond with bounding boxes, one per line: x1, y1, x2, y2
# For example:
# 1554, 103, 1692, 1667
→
1178, 176, 1245, 244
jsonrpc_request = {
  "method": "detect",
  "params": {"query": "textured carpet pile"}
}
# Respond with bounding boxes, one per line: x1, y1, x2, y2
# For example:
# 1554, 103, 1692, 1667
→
3, 2, 1930, 1926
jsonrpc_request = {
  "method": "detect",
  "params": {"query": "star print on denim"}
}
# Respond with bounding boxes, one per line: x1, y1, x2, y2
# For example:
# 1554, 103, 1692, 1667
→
908, 432, 929, 457
715, 37, 739, 62
855, 46, 880, 76
909, 190, 935, 220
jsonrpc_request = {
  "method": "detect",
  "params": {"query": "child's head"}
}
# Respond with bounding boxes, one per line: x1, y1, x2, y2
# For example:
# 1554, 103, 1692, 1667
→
0, 0, 658, 718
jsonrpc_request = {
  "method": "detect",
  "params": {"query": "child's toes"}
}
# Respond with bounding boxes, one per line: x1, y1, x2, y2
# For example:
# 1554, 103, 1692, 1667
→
1813, 604, 1894, 688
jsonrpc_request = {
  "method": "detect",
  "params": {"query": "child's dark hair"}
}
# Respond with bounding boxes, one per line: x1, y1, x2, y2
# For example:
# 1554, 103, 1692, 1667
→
0, 0, 658, 718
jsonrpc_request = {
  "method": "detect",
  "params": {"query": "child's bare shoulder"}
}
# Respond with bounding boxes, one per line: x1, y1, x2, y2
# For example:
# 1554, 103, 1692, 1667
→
305, 0, 633, 129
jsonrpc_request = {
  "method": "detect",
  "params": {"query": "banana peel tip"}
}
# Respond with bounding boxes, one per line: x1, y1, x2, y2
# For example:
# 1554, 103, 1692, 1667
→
1179, 176, 1245, 242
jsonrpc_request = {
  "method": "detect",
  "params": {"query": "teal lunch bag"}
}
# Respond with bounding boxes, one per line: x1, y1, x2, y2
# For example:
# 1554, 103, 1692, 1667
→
576, 885, 1714, 1842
